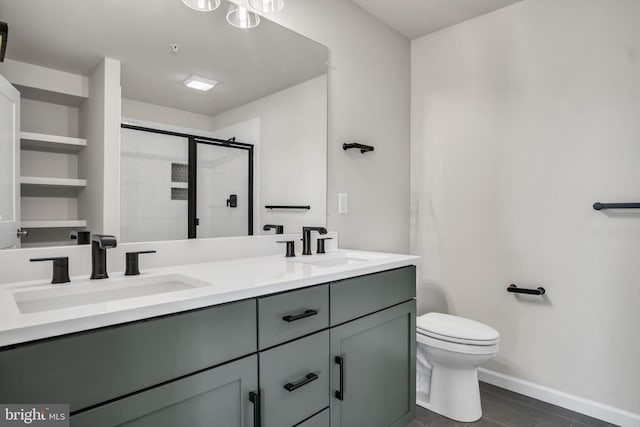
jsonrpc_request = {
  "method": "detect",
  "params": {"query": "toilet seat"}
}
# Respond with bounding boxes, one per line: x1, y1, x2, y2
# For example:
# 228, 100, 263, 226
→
417, 332, 499, 355
417, 313, 499, 346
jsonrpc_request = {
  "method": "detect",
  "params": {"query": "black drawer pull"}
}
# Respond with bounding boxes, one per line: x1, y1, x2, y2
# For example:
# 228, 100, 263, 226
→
334, 355, 344, 401
282, 309, 318, 322
283, 373, 319, 392
249, 391, 261, 427
507, 284, 546, 295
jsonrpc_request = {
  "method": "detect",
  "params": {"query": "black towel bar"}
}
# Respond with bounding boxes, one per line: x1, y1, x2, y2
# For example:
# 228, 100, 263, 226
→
265, 205, 310, 210
593, 202, 640, 210
507, 284, 545, 295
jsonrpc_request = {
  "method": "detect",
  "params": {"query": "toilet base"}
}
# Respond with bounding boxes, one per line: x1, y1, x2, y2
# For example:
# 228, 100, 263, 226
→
416, 364, 482, 422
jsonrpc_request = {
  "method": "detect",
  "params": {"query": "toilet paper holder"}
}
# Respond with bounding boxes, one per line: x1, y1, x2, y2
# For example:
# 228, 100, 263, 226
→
507, 284, 545, 295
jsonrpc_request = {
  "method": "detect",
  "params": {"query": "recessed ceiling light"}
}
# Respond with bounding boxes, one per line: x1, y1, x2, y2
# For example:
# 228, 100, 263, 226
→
183, 75, 218, 91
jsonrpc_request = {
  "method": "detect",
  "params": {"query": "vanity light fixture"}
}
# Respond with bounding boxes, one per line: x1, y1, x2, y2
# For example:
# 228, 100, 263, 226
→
0, 21, 8, 62
183, 75, 218, 91
182, 0, 221, 11
226, 4, 260, 29
248, 0, 284, 14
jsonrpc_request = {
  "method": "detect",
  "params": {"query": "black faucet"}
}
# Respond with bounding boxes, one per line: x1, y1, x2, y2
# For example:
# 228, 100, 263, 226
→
302, 226, 327, 255
263, 224, 284, 234
70, 230, 91, 245
30, 257, 70, 284
91, 234, 117, 279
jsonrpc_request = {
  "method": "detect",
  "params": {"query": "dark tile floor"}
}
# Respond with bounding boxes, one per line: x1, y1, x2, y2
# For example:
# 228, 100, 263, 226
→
409, 382, 617, 427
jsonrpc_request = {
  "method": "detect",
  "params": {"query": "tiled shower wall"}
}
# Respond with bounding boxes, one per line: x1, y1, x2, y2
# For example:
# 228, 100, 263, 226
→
120, 128, 188, 243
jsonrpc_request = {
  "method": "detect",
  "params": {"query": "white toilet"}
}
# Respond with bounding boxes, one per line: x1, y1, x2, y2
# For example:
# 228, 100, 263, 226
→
416, 313, 499, 422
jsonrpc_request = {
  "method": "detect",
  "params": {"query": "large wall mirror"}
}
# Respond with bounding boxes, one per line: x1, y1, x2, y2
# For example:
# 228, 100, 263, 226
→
0, 0, 328, 249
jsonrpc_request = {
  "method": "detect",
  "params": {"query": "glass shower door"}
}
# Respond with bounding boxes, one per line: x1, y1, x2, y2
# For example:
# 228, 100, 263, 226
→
195, 142, 251, 238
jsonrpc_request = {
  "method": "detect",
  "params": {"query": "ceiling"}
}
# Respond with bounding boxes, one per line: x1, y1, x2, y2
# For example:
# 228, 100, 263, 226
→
351, 0, 523, 40
0, 0, 327, 117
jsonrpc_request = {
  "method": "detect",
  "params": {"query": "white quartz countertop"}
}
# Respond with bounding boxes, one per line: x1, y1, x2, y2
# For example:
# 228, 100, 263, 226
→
0, 249, 419, 347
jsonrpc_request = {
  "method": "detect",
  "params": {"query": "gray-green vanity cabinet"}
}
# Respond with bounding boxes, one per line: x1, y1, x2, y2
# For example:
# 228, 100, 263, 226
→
1, 264, 416, 427
71, 355, 259, 427
329, 267, 416, 427
260, 330, 330, 427
258, 284, 329, 350
257, 285, 330, 427
0, 299, 257, 412
297, 408, 330, 426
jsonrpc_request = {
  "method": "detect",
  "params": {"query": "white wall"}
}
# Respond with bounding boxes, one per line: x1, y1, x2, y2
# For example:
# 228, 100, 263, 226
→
122, 98, 215, 132
411, 0, 640, 415
264, 0, 411, 253
211, 75, 326, 235
78, 58, 121, 237
21, 98, 80, 137
0, 59, 88, 102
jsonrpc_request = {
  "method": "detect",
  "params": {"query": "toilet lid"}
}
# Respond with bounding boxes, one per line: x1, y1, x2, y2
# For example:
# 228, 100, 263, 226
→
417, 313, 499, 344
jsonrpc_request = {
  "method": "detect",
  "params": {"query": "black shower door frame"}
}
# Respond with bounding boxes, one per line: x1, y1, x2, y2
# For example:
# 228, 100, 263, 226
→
120, 124, 254, 239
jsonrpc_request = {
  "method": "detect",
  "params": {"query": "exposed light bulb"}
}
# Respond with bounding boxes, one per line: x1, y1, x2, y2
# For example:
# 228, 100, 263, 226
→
248, 0, 284, 14
226, 4, 260, 29
182, 0, 220, 12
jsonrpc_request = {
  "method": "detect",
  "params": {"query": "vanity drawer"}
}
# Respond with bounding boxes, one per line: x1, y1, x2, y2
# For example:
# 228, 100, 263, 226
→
258, 284, 328, 349
260, 330, 330, 427
296, 408, 330, 427
71, 355, 258, 427
330, 266, 416, 326
0, 299, 257, 412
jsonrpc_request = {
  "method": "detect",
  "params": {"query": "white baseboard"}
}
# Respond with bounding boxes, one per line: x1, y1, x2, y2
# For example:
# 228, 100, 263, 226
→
478, 368, 640, 427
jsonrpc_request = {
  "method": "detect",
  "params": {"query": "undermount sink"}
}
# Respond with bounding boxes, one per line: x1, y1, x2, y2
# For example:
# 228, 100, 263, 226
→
14, 274, 210, 314
293, 251, 388, 268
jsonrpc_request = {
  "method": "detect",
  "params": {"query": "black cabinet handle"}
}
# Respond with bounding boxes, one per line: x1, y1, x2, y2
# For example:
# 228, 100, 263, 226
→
284, 373, 319, 392
334, 355, 344, 401
507, 284, 546, 295
282, 309, 318, 322
249, 391, 261, 427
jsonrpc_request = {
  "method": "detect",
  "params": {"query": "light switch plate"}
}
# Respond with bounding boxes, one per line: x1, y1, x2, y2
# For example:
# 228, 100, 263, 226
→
338, 193, 348, 214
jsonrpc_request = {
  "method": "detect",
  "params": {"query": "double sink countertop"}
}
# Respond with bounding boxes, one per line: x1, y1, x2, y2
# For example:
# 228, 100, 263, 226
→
0, 249, 419, 347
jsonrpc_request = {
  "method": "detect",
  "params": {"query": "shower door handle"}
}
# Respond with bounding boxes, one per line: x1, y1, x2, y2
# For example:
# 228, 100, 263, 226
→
226, 194, 238, 208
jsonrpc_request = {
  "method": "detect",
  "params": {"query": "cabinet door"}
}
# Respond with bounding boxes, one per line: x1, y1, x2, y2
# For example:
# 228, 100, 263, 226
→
71, 355, 259, 427
330, 300, 416, 427
0, 72, 20, 249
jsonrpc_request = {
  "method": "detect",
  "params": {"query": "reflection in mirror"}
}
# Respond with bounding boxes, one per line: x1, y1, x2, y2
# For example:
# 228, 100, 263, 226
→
0, 0, 328, 249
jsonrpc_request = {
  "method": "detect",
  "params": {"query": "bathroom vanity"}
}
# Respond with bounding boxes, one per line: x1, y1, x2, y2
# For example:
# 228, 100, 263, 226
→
0, 250, 417, 427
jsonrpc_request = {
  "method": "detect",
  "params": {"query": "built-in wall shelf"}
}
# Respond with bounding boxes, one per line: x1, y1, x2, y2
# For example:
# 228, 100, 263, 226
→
20, 131, 87, 152
21, 220, 87, 229
170, 182, 189, 189
20, 241, 78, 249
21, 176, 87, 189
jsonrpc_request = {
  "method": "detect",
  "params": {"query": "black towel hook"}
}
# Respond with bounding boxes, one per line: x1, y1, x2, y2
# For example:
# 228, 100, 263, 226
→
343, 142, 374, 153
